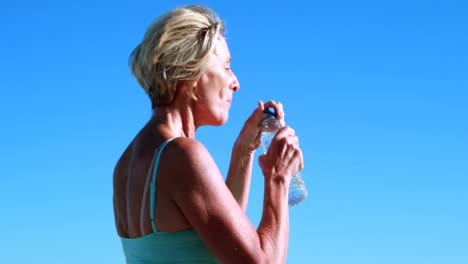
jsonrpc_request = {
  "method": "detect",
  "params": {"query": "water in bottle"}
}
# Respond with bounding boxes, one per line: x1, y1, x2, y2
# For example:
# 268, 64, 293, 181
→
261, 106, 307, 206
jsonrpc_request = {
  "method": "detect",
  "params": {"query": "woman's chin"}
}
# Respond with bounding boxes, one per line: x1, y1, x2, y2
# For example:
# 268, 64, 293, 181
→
214, 118, 228, 126
213, 113, 229, 126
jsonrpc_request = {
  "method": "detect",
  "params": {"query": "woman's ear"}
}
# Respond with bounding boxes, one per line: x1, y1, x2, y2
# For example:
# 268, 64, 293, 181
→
191, 80, 200, 100
178, 80, 200, 101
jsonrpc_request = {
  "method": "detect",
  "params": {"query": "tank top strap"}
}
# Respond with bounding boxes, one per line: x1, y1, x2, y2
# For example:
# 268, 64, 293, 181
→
150, 138, 176, 233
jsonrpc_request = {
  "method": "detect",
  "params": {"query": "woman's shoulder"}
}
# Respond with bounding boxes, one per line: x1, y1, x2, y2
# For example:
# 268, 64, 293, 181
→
167, 137, 209, 156
163, 137, 216, 175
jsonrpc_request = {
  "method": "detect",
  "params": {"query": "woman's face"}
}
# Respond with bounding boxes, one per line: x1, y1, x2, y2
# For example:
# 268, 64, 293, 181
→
194, 37, 240, 127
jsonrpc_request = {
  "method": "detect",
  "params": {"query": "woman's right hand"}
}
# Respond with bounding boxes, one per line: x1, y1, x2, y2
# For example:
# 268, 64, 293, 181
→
233, 100, 285, 155
258, 126, 304, 182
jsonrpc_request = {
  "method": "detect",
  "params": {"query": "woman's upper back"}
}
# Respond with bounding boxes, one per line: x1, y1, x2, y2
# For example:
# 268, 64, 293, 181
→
113, 126, 191, 238
114, 127, 219, 263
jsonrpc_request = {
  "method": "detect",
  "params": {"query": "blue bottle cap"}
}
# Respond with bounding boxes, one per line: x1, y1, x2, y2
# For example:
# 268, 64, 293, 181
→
262, 106, 277, 120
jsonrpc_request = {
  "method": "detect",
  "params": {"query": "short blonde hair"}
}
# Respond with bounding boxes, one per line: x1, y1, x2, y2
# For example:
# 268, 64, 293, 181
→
129, 5, 225, 108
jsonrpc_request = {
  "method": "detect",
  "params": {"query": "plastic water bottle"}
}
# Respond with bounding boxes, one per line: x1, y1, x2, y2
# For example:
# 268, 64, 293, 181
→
261, 106, 307, 206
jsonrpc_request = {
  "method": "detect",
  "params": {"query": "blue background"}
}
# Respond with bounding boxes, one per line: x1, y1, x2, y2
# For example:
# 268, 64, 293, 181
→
1, 0, 467, 263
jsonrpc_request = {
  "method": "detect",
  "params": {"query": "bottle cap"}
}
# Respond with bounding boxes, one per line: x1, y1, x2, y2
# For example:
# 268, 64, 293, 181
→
262, 106, 277, 121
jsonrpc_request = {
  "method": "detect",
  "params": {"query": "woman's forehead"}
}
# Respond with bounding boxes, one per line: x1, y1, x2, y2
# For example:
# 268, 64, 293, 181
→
214, 37, 231, 61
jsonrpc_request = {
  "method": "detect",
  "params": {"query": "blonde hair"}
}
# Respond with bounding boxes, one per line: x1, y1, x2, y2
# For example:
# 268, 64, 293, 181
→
129, 5, 225, 108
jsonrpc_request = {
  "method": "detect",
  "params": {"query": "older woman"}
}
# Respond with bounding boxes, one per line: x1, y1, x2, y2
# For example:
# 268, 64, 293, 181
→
113, 5, 303, 264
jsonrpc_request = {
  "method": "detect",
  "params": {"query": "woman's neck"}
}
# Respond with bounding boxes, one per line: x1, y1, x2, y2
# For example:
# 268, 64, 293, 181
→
151, 101, 197, 139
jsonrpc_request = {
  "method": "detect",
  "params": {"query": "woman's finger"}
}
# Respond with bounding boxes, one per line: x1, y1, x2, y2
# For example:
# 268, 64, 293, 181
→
263, 100, 286, 126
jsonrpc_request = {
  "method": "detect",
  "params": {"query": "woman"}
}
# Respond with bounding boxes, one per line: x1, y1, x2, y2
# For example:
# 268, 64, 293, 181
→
113, 5, 303, 263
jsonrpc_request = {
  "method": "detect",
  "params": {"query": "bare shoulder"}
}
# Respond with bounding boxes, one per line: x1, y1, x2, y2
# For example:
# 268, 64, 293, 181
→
167, 137, 210, 157
163, 138, 215, 172
161, 137, 218, 184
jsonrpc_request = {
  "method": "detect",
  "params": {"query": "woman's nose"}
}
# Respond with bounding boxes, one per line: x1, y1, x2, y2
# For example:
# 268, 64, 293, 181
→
231, 73, 240, 92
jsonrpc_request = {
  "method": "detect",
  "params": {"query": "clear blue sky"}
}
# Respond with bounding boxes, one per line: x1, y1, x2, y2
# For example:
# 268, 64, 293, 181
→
1, 0, 467, 263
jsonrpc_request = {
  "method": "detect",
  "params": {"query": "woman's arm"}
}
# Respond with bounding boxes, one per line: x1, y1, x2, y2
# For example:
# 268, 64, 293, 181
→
225, 144, 255, 211
225, 101, 286, 211
164, 126, 301, 263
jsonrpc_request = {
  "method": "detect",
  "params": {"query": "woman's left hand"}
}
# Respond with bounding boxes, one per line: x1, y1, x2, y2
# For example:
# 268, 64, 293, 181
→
235, 100, 285, 154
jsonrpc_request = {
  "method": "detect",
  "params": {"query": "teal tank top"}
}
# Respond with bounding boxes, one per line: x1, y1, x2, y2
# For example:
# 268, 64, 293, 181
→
121, 139, 219, 263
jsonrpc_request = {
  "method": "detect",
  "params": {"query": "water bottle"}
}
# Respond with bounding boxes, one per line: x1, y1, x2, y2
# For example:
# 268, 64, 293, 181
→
261, 107, 307, 206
